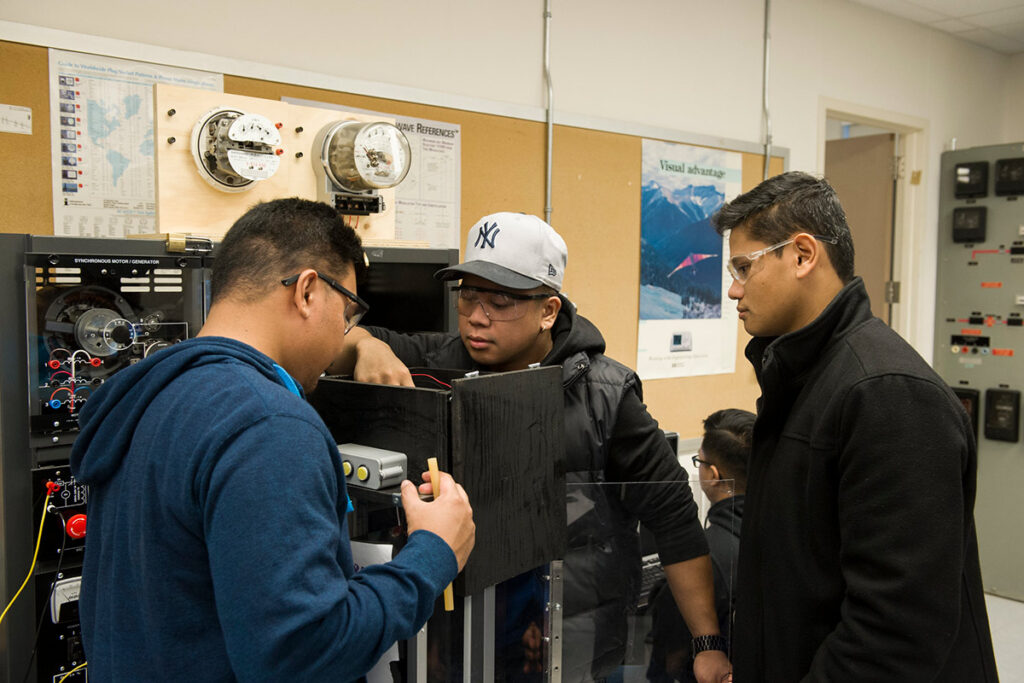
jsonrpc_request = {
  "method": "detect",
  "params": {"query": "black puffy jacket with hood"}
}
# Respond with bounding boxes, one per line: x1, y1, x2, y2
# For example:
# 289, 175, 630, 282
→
368, 296, 707, 681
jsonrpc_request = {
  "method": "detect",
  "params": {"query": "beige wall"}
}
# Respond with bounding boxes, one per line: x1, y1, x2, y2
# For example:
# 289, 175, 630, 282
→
1, 0, 1021, 434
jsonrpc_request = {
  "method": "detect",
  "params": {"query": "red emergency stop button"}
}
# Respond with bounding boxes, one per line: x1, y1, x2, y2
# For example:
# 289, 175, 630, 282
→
65, 513, 87, 539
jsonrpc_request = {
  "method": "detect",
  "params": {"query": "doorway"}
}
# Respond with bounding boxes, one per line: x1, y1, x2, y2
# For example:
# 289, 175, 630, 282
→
817, 100, 929, 350
824, 124, 897, 324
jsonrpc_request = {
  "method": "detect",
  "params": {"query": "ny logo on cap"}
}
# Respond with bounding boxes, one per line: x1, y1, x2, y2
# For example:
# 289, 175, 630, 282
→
474, 221, 500, 249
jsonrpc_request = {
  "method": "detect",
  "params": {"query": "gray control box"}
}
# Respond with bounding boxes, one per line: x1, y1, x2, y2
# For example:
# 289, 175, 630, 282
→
337, 443, 407, 490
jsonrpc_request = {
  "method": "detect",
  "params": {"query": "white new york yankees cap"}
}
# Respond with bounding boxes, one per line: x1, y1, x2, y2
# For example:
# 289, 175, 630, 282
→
434, 212, 567, 291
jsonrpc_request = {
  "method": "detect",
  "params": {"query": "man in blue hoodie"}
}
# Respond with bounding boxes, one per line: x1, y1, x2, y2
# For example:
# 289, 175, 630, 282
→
70, 198, 475, 682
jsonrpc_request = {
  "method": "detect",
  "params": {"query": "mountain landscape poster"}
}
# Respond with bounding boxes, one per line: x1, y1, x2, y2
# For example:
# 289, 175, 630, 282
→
637, 139, 741, 379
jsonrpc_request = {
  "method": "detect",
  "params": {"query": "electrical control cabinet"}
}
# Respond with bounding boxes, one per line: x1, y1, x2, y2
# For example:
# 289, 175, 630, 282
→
934, 142, 1024, 601
0, 236, 461, 682
0, 234, 210, 683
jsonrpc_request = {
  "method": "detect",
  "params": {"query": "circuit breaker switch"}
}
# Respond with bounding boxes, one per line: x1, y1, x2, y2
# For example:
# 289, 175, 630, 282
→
337, 443, 408, 489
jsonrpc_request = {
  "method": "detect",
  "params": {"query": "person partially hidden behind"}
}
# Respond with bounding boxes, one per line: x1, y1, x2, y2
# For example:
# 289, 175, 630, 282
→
333, 212, 731, 683
647, 409, 753, 683
70, 198, 475, 682
714, 171, 998, 681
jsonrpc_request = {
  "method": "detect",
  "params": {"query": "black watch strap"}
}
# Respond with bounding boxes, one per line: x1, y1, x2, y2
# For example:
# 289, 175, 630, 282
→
691, 634, 728, 657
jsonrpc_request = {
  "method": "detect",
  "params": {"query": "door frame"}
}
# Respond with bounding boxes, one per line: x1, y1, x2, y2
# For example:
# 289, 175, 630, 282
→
817, 98, 929, 349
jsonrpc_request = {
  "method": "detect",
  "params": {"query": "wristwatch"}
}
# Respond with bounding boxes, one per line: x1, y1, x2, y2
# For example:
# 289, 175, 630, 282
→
691, 634, 728, 657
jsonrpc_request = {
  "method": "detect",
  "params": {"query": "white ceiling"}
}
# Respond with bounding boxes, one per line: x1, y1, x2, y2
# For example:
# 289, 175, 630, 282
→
849, 0, 1024, 54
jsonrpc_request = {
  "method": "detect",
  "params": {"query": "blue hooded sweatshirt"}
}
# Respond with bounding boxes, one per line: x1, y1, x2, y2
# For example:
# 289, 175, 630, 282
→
70, 337, 456, 682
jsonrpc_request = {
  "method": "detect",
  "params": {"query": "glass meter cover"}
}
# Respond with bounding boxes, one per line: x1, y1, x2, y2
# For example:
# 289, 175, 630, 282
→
317, 121, 412, 192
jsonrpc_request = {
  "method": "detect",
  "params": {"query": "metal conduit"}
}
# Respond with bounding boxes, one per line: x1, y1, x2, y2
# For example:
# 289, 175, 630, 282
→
762, 0, 773, 180
544, 0, 554, 223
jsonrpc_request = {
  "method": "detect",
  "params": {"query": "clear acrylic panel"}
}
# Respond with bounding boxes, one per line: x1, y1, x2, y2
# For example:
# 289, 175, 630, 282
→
412, 478, 736, 683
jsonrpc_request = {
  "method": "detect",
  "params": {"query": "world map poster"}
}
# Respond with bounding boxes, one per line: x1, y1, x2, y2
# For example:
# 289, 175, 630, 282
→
49, 50, 222, 237
637, 139, 742, 380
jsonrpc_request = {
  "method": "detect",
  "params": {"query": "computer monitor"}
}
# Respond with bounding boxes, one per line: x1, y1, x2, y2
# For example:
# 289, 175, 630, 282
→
357, 246, 459, 334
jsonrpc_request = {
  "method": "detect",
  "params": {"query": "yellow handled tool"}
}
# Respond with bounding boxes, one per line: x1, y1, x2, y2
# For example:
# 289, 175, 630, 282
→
427, 457, 455, 612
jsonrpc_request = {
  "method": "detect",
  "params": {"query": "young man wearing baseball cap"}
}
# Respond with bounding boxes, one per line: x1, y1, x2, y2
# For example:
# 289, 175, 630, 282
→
333, 212, 731, 683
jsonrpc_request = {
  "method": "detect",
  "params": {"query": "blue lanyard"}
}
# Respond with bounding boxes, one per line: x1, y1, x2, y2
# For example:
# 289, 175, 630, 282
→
272, 364, 354, 514
272, 363, 303, 398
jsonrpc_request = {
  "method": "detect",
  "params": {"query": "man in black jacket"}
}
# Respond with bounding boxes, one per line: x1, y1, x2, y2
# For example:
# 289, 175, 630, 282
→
333, 212, 731, 683
713, 172, 998, 681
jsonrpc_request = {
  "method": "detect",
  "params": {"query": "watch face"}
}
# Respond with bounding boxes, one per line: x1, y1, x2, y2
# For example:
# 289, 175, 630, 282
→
352, 123, 411, 189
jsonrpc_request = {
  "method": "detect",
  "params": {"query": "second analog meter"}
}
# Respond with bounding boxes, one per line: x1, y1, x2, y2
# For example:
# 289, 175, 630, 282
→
316, 120, 412, 192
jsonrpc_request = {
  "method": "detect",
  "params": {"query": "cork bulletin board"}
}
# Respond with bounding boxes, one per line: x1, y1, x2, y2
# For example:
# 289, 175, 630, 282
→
0, 38, 784, 438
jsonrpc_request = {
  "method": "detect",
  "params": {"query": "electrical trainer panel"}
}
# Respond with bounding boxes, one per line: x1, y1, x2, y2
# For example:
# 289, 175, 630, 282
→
26, 250, 206, 446
934, 142, 1024, 600
0, 236, 211, 683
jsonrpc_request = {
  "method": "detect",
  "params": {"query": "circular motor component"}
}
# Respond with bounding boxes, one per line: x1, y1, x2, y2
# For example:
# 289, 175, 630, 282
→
41, 285, 136, 374
74, 308, 136, 357
191, 108, 282, 192
315, 120, 412, 192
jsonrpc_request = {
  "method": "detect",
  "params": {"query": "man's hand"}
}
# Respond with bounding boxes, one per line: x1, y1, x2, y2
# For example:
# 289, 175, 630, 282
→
694, 649, 732, 683
327, 326, 413, 386
521, 621, 543, 674
401, 470, 475, 570
352, 335, 414, 387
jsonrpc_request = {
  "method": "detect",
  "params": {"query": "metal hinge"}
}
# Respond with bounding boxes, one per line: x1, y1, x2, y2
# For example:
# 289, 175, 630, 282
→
892, 155, 905, 181
885, 281, 901, 304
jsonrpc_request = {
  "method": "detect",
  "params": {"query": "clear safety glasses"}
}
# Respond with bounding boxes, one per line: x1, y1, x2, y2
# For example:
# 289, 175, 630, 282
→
453, 285, 551, 322
727, 234, 838, 284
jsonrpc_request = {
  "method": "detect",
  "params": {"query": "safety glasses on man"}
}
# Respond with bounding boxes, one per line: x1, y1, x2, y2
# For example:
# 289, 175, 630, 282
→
727, 234, 838, 284
453, 285, 552, 322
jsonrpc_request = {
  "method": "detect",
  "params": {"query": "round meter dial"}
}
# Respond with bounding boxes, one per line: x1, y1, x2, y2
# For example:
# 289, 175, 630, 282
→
317, 121, 411, 192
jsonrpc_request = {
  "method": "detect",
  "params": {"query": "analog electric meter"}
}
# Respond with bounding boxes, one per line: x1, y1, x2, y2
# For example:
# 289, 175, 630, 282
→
316, 120, 411, 191
191, 107, 282, 192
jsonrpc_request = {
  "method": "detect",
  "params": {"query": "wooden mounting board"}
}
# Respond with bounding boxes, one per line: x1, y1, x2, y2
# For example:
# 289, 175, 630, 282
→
153, 84, 396, 240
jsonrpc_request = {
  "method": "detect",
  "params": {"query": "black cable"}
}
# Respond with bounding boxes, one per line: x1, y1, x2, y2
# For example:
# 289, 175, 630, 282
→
21, 509, 69, 683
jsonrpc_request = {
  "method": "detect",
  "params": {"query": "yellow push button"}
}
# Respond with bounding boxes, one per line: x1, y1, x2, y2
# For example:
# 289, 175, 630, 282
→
356, 465, 370, 481
343, 461, 352, 477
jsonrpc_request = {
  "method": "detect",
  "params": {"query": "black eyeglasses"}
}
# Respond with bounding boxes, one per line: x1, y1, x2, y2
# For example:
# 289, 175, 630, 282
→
281, 271, 369, 334
452, 285, 552, 322
692, 454, 712, 468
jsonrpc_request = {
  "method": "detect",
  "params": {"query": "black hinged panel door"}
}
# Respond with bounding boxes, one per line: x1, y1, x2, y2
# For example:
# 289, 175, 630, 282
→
450, 365, 566, 595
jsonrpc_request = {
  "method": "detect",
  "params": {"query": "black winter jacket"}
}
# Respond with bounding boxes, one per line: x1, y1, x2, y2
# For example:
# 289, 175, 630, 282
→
732, 278, 998, 682
368, 296, 707, 681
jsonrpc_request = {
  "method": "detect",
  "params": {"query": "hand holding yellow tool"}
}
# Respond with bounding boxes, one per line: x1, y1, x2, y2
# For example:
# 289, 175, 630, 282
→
427, 457, 455, 612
